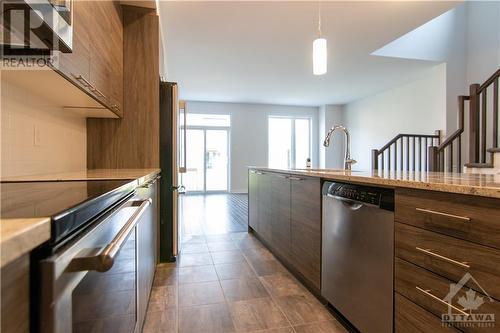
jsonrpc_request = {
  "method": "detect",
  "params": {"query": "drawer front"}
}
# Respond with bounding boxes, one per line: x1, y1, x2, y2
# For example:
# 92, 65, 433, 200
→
396, 223, 500, 301
395, 292, 460, 333
395, 188, 500, 250
395, 258, 499, 333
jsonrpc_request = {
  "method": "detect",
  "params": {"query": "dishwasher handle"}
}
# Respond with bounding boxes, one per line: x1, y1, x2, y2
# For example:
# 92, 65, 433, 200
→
326, 194, 364, 210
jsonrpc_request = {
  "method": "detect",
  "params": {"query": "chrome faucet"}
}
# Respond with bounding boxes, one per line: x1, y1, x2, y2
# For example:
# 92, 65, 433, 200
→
323, 125, 357, 170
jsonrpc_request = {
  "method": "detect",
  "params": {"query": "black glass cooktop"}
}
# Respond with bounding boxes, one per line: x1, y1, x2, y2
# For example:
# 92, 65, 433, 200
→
1, 180, 136, 246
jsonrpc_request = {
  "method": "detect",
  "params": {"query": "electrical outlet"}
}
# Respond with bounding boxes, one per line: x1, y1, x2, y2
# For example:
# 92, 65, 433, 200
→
34, 124, 41, 146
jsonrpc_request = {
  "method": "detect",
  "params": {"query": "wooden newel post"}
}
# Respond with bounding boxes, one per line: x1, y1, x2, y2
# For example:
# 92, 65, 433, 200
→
372, 149, 379, 172
469, 83, 480, 164
428, 146, 438, 172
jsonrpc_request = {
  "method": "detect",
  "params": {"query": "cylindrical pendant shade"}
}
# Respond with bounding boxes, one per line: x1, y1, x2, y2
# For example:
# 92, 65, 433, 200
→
313, 38, 327, 75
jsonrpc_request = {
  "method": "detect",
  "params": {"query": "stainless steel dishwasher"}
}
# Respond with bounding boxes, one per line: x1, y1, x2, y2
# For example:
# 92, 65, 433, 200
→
322, 181, 394, 333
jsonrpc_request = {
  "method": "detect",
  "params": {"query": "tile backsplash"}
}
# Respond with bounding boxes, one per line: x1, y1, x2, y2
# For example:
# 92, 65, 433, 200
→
1, 78, 86, 178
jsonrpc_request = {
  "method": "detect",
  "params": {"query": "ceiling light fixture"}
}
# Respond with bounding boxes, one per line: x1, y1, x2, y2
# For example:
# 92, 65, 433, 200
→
313, 1, 327, 75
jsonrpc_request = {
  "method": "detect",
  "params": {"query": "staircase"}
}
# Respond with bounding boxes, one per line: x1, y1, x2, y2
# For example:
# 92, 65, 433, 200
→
372, 68, 500, 174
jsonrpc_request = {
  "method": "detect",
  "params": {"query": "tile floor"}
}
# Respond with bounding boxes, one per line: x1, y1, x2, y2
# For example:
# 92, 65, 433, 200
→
143, 194, 347, 333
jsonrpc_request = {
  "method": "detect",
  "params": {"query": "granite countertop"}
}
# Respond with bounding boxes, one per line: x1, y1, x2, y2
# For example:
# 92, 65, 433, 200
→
250, 167, 500, 199
0, 168, 161, 268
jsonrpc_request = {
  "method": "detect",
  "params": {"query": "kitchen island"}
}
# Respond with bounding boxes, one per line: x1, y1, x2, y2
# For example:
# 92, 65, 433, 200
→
248, 167, 500, 333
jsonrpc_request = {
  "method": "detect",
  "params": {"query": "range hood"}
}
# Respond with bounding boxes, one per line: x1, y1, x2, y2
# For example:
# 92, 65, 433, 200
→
1, 0, 72, 55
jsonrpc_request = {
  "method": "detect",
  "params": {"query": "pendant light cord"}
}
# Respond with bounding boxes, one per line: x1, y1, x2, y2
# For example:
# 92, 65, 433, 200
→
318, 0, 322, 38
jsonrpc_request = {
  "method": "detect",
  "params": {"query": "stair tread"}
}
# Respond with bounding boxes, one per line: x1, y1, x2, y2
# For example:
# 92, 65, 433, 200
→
487, 147, 500, 153
464, 162, 494, 168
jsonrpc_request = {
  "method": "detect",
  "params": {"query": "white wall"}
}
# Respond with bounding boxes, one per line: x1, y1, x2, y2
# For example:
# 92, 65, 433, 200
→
185, 101, 319, 193
318, 105, 344, 169
1, 79, 87, 178
340, 64, 447, 170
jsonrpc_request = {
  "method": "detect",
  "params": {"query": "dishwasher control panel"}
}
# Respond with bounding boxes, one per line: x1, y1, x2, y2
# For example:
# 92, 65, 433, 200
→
323, 182, 394, 210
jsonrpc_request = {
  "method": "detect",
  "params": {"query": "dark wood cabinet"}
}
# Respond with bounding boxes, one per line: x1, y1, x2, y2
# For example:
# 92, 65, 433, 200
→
248, 169, 321, 291
270, 173, 291, 261
290, 176, 321, 290
137, 176, 159, 330
56, 0, 123, 117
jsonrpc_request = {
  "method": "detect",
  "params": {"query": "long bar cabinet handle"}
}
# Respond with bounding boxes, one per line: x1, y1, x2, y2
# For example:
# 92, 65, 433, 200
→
415, 286, 468, 316
69, 199, 152, 272
415, 208, 471, 222
415, 247, 470, 269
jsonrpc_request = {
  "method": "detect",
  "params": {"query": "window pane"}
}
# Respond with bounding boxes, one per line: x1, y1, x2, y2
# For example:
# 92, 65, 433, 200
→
183, 114, 230, 127
206, 130, 228, 191
268, 118, 292, 169
183, 129, 205, 191
295, 119, 310, 168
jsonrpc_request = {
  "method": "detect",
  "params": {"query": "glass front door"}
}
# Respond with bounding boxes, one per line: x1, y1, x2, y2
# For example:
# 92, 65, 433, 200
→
183, 128, 229, 193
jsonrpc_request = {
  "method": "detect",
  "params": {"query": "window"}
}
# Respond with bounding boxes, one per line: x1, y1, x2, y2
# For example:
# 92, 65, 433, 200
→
268, 117, 311, 169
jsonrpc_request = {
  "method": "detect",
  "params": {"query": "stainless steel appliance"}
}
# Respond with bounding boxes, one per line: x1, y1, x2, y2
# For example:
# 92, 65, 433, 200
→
1, 0, 73, 54
322, 181, 394, 333
1, 179, 152, 332
159, 81, 186, 261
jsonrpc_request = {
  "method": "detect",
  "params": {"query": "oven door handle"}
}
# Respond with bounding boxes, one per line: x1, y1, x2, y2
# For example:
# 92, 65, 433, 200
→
68, 198, 152, 273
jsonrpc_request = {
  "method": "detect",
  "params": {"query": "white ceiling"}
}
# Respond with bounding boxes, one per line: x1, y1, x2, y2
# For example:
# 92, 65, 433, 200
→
159, 1, 458, 106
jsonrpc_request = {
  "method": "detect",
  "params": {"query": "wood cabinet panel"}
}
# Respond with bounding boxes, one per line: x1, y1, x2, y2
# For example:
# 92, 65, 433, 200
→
56, 0, 90, 91
87, 7, 159, 169
258, 173, 272, 243
55, 0, 123, 116
395, 188, 500, 250
248, 170, 259, 232
396, 222, 500, 301
270, 173, 291, 261
290, 176, 321, 290
1, 255, 29, 333
395, 293, 460, 333
137, 177, 159, 330
395, 258, 500, 333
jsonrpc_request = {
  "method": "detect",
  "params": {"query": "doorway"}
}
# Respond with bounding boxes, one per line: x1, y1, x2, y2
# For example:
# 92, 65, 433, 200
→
182, 127, 230, 193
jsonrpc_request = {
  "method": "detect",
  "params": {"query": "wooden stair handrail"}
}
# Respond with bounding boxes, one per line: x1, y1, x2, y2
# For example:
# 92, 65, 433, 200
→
478, 68, 500, 93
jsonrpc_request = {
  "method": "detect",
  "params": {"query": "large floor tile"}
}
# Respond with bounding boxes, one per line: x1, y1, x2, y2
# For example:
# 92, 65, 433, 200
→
179, 303, 236, 333
293, 320, 349, 333
178, 252, 213, 267
215, 262, 256, 280
234, 236, 265, 250
242, 247, 275, 261
143, 307, 178, 333
148, 285, 178, 310
178, 281, 225, 307
228, 297, 290, 332
182, 243, 210, 254
257, 328, 295, 333
153, 267, 178, 287
211, 250, 246, 264
205, 234, 235, 242
259, 273, 307, 298
178, 265, 218, 284
275, 294, 333, 325
247, 258, 287, 277
208, 241, 239, 252
220, 278, 269, 302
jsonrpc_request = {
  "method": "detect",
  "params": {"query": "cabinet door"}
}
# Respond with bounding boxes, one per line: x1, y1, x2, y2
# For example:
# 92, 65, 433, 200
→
105, 1, 124, 116
258, 173, 272, 243
88, 1, 113, 107
248, 170, 260, 232
137, 178, 159, 330
56, 0, 90, 91
270, 173, 291, 260
290, 176, 321, 289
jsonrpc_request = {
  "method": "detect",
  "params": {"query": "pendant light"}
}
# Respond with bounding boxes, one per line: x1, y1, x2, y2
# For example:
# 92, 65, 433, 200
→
313, 1, 327, 75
